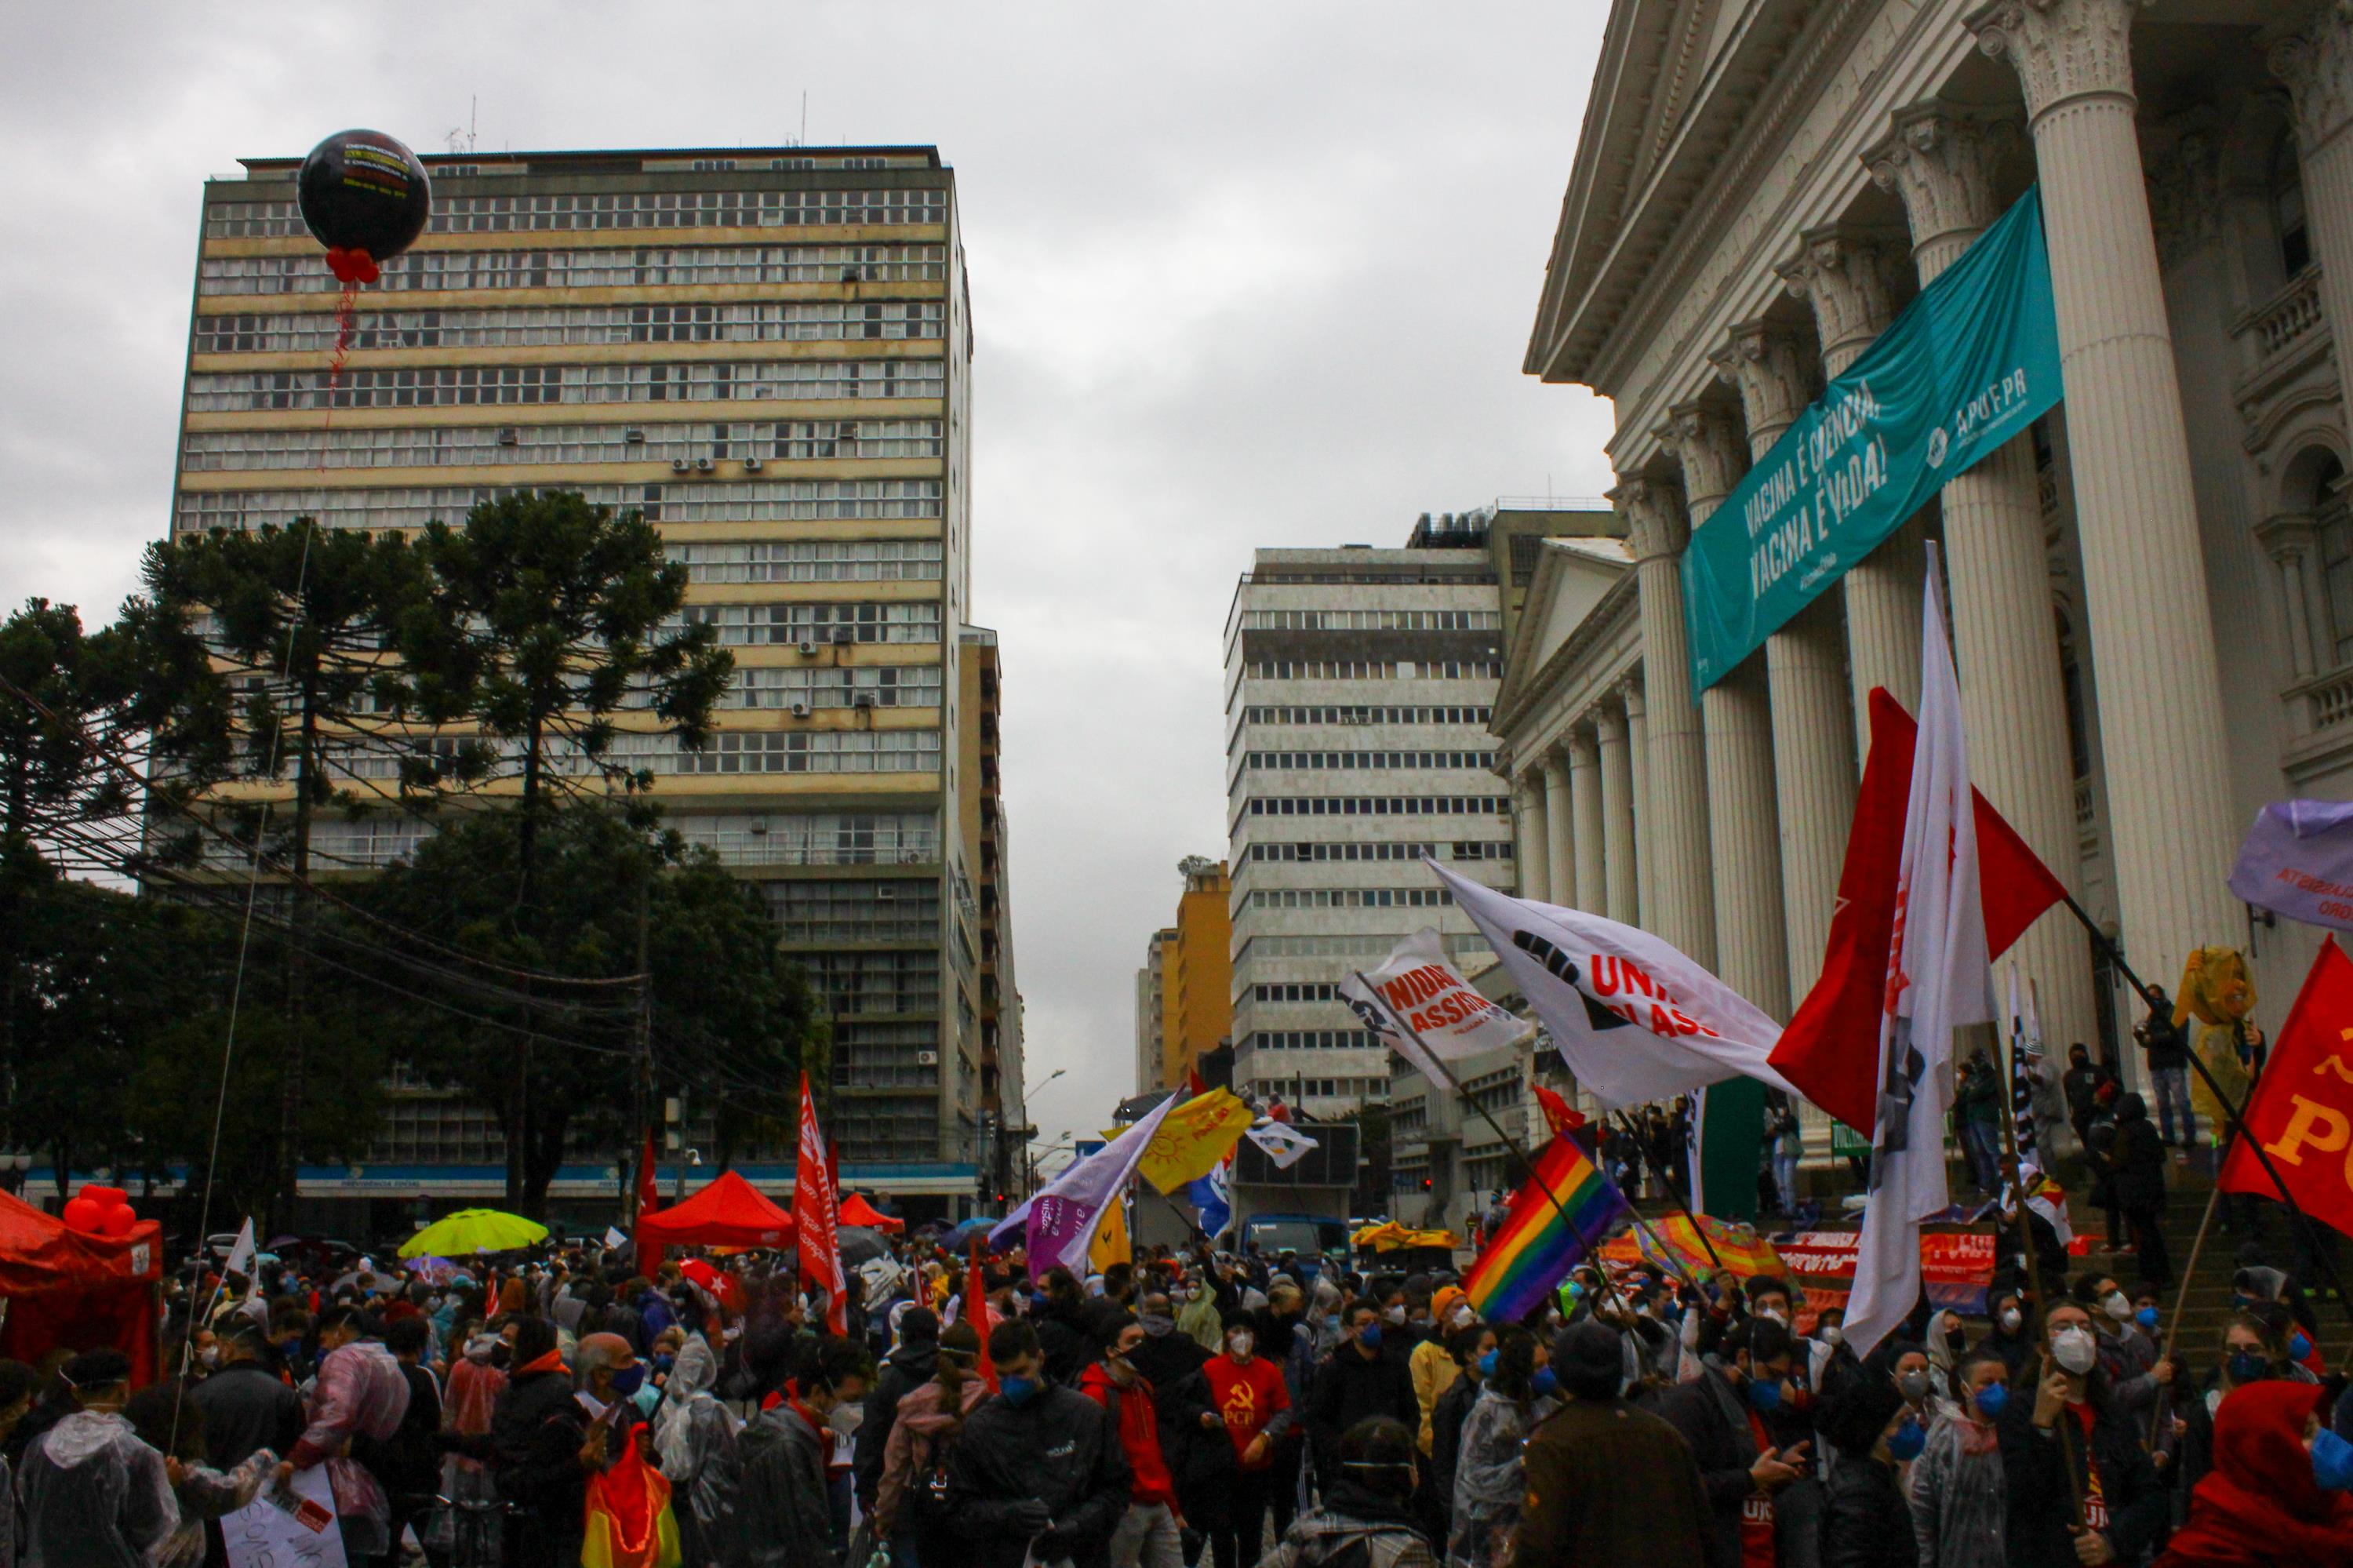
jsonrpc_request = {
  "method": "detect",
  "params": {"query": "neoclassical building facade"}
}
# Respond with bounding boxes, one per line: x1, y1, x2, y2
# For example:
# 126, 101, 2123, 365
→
1504, 0, 2350, 1111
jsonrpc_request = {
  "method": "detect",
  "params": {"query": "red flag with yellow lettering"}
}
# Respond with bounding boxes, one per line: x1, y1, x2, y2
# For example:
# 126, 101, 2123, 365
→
2219, 935, 2353, 1240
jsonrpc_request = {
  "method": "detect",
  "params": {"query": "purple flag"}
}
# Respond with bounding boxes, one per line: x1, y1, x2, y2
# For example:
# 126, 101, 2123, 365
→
2229, 800, 2353, 933
1026, 1090, 1180, 1274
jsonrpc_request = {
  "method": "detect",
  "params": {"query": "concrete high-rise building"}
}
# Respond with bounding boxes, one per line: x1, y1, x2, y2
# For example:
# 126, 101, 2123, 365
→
1132, 859, 1233, 1096
1221, 504, 1611, 1119
176, 144, 1014, 1225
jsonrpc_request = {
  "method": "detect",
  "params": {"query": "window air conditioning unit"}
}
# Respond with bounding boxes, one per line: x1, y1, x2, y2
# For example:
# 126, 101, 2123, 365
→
916, 1050, 939, 1066
671, 458, 691, 474
496, 427, 519, 446
693, 457, 715, 472
743, 457, 763, 472
852, 693, 878, 710
624, 428, 646, 443
797, 638, 820, 657
831, 627, 856, 645
789, 701, 812, 719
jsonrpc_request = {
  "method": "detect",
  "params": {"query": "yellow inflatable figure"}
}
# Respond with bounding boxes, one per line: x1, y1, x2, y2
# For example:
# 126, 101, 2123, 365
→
2172, 947, 2257, 1135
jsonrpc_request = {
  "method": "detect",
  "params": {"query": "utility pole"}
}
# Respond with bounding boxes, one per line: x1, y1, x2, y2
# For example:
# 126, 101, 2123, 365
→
628, 875, 652, 1225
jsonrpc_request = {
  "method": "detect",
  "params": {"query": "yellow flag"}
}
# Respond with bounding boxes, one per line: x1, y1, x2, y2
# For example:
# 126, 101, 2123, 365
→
1136, 1089, 1256, 1195
1089, 1194, 1131, 1271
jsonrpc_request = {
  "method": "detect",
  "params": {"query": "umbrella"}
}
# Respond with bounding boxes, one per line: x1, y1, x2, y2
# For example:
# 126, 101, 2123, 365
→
836, 1225, 889, 1266
397, 1208, 548, 1260
941, 1217, 1000, 1253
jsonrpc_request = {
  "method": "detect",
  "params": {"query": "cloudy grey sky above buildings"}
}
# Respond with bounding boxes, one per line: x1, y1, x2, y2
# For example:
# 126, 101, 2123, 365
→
0, 2, 1614, 1144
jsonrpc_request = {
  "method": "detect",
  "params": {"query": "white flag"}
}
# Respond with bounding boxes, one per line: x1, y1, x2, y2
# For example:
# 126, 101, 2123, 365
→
1846, 550, 1989, 1358
1245, 1120, 1318, 1170
223, 1217, 256, 1282
1025, 1091, 1181, 1276
1338, 928, 1530, 1072
1431, 862, 1795, 1111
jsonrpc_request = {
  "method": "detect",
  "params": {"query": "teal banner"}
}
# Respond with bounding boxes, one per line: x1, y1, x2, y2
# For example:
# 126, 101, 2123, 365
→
1684, 188, 2062, 693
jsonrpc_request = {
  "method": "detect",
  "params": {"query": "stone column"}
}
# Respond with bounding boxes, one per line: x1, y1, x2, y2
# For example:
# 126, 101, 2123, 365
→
1569, 725, 1606, 919
1596, 700, 1639, 926
1660, 401, 1788, 1015
1779, 224, 1924, 740
1623, 680, 1649, 926
1515, 775, 1551, 902
2255, 514, 2326, 681
2271, 4, 2353, 389
1543, 750, 1577, 910
1969, 0, 2246, 976
1718, 321, 1858, 1005
1615, 477, 1717, 967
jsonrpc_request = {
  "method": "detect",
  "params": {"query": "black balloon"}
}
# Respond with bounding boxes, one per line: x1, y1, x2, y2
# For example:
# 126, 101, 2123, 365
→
297, 129, 431, 282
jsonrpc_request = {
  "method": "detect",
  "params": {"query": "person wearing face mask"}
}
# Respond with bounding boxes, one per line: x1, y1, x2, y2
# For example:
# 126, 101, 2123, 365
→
2154, 1381, 2353, 1566
15, 1349, 179, 1568
1184, 1319, 1293, 1568
855, 1305, 940, 1525
2068, 1273, 2170, 1417
289, 1304, 413, 1566
187, 1322, 304, 1477
1817, 1375, 1918, 1568
1995, 1301, 2165, 1568
1306, 1304, 1418, 1503
1906, 1348, 2010, 1568
2169, 1311, 2309, 1503
1657, 1316, 1812, 1568
1177, 1275, 1226, 1355
1409, 1287, 1469, 1459
1447, 1326, 1558, 1568
1983, 1289, 2037, 1381
355, 1315, 447, 1568
1257, 1417, 1438, 1568
2104, 1093, 2174, 1287
944, 1321, 1132, 1568
736, 1337, 874, 1567
1079, 1315, 1184, 1568
1427, 1322, 1494, 1544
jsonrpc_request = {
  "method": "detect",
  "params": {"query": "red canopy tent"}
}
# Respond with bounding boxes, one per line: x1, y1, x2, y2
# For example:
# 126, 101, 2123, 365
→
635, 1170, 796, 1252
838, 1192, 904, 1233
0, 1190, 164, 1386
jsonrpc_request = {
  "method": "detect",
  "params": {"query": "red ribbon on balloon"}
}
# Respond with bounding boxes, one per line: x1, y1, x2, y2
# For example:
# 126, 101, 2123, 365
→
324, 246, 381, 286
61, 1184, 138, 1239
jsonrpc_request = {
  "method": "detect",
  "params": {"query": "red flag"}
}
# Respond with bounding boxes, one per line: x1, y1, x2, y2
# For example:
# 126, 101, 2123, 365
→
965, 1242, 998, 1392
793, 1073, 847, 1335
634, 1130, 664, 1279
1187, 1065, 1209, 1097
1772, 689, 2068, 1132
1532, 1082, 1584, 1136
2219, 936, 2353, 1240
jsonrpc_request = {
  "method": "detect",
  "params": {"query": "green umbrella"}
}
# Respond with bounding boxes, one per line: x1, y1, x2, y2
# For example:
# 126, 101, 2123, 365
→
397, 1208, 549, 1259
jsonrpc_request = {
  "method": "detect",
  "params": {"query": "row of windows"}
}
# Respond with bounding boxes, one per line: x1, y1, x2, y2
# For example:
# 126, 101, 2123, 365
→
186, 358, 945, 412
1248, 887, 1453, 909
835, 1097, 942, 1162
762, 878, 942, 944
205, 189, 948, 238
667, 810, 937, 867
1246, 795, 1509, 817
679, 602, 943, 646
802, 949, 943, 1016
1241, 706, 1493, 727
1255, 983, 1340, 1002
833, 1020, 947, 1089
197, 243, 949, 296
1238, 609, 1500, 631
1243, 1031, 1381, 1052
1245, 840, 1509, 864
174, 480, 943, 534
669, 538, 943, 584
1235, 933, 1489, 963
1243, 660, 1502, 682
183, 420, 944, 473
642, 729, 943, 775
1242, 1077, 1384, 1100
194, 300, 944, 354
1243, 750, 1498, 772
721, 666, 942, 709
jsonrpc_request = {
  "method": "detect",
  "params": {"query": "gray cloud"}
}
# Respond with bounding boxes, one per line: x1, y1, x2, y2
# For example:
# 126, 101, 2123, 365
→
0, 1, 1617, 1155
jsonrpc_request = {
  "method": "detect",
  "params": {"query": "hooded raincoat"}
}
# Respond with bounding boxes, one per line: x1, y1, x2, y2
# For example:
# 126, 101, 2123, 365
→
1447, 1384, 1558, 1568
16, 1410, 180, 1568
291, 1337, 413, 1559
653, 1337, 742, 1566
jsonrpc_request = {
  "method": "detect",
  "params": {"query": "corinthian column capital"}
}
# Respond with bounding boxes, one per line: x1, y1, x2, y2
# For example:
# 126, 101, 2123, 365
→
1966, 0, 2148, 122
1611, 477, 1687, 563
1863, 101, 2024, 256
1776, 227, 1907, 373
1653, 402, 1748, 511
2268, 2, 2353, 155
1709, 322, 1813, 453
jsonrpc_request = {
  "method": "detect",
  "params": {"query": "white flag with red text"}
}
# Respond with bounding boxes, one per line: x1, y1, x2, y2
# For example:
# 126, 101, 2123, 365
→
1337, 928, 1530, 1075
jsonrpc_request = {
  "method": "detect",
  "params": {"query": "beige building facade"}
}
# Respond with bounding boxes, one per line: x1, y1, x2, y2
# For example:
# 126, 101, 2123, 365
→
1511, 1, 2351, 1111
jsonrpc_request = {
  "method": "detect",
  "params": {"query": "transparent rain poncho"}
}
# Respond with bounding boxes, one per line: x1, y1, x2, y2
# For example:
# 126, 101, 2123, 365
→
653, 1336, 743, 1560
1446, 1385, 1558, 1568
17, 1410, 180, 1568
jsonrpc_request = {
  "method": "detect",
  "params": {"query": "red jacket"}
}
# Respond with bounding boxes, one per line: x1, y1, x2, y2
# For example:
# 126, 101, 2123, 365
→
1079, 1362, 1177, 1508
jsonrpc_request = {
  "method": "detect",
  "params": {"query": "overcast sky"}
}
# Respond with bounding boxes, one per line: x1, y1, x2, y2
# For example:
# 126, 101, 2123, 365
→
0, 2, 1617, 1156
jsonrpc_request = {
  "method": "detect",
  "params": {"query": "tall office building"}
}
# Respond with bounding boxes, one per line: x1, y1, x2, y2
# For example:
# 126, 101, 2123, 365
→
176, 144, 1015, 1225
1221, 504, 1609, 1118
1131, 857, 1232, 1096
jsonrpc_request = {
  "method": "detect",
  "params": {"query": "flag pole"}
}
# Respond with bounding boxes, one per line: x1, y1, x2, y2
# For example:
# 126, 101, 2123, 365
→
1609, 1110, 1729, 1275
1351, 972, 1643, 1309
1991, 1004, 2086, 1529
2153, 1183, 2224, 1450
2050, 893, 2353, 1331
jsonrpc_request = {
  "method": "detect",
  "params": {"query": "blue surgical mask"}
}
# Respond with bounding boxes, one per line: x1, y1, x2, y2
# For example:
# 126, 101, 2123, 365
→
2134, 1306, 2158, 1331
1886, 1418, 1926, 1462
1477, 1349, 1499, 1378
1973, 1382, 2009, 1420
998, 1375, 1038, 1407
610, 1364, 646, 1398
2227, 1351, 2268, 1386
2290, 1332, 2313, 1361
653, 1355, 675, 1376
2313, 1427, 2353, 1493
1745, 1374, 1782, 1413
1529, 1367, 1558, 1399
1358, 1324, 1383, 1352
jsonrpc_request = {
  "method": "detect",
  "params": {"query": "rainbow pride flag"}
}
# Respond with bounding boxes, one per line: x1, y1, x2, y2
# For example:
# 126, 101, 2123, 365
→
1463, 1132, 1630, 1324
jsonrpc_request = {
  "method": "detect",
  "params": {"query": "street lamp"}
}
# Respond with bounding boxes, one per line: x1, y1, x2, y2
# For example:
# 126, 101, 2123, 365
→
1024, 1067, 1067, 1101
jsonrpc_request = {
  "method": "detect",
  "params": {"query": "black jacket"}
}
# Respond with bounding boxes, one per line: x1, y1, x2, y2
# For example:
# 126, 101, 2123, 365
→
355, 1362, 444, 1497
1820, 1457, 1911, 1568
1034, 1293, 1101, 1388
2139, 1006, 2189, 1071
2108, 1097, 2168, 1210
945, 1384, 1131, 1568
1427, 1373, 1482, 1527
1994, 1390, 2166, 1568
1653, 1371, 1762, 1568
736, 1403, 835, 1568
489, 1368, 590, 1537
187, 1359, 304, 1472
1305, 1345, 1417, 1484
853, 1337, 938, 1508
